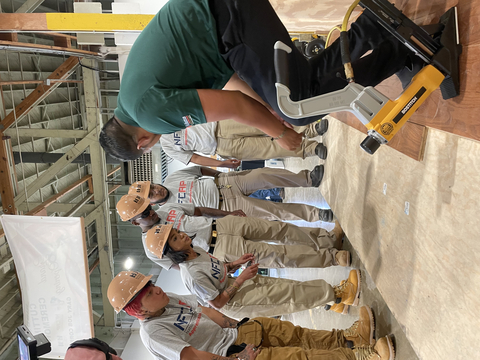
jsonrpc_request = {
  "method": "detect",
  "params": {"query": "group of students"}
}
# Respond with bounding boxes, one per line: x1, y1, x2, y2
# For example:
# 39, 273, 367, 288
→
108, 167, 395, 360
92, 0, 425, 357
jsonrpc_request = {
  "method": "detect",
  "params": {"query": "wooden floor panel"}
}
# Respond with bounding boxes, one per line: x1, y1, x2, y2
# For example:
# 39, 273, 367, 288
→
328, 0, 479, 159
383, 0, 480, 143
406, 44, 480, 141
320, 116, 480, 360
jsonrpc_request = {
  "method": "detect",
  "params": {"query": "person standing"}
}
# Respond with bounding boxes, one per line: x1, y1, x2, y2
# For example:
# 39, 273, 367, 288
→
106, 270, 396, 360
160, 118, 329, 168
145, 224, 361, 319
135, 164, 334, 223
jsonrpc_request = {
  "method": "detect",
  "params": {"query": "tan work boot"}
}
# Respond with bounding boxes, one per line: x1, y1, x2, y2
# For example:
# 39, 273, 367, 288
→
325, 302, 350, 315
325, 280, 350, 314
344, 306, 375, 346
353, 336, 395, 360
334, 250, 351, 266
334, 269, 361, 306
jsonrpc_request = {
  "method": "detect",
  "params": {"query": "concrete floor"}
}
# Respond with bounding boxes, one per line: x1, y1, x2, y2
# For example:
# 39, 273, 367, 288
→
271, 137, 419, 360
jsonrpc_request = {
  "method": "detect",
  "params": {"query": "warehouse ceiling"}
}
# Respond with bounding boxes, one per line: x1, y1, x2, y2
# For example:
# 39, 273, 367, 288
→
0, 0, 155, 357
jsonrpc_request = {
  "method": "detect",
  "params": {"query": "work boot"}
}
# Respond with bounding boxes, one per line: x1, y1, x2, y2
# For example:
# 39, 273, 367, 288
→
319, 209, 333, 222
310, 165, 324, 187
344, 306, 375, 347
325, 300, 350, 315
353, 336, 395, 360
333, 220, 345, 248
334, 250, 351, 267
315, 143, 328, 159
334, 269, 361, 306
315, 118, 329, 136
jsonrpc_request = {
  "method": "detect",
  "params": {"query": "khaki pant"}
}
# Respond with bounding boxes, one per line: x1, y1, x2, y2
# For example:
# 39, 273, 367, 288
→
234, 318, 355, 360
217, 168, 321, 222
212, 216, 338, 268
222, 275, 334, 319
215, 119, 319, 160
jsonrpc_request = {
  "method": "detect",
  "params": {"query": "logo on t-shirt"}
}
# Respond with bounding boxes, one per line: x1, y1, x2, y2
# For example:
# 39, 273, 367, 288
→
208, 255, 227, 283
182, 115, 193, 128
210, 257, 222, 280
177, 180, 188, 202
167, 209, 177, 222
172, 303, 201, 336
174, 307, 190, 331
174, 132, 182, 146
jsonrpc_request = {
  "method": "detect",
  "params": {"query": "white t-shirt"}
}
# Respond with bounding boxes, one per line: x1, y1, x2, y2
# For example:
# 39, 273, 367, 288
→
180, 248, 229, 302
142, 207, 214, 270
160, 122, 218, 165
140, 293, 237, 360
162, 166, 219, 208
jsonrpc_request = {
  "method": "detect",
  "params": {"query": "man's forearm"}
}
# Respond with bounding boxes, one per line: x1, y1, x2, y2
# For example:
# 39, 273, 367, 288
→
194, 207, 230, 218
181, 346, 230, 360
198, 89, 285, 137
208, 279, 242, 310
197, 89, 302, 150
191, 154, 224, 167
200, 306, 239, 328
200, 166, 221, 177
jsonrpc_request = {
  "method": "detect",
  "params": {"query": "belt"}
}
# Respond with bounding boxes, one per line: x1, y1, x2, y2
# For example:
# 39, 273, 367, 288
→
208, 220, 218, 254
214, 177, 226, 206
214, 176, 232, 191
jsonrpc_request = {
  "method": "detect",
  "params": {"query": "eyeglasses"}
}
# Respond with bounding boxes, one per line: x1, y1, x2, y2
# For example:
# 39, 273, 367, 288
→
138, 205, 153, 219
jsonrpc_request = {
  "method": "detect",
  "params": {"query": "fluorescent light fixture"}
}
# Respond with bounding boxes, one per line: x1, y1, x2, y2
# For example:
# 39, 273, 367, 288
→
124, 257, 134, 270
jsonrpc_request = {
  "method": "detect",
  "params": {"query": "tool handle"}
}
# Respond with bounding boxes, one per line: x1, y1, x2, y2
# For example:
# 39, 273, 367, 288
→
274, 41, 292, 89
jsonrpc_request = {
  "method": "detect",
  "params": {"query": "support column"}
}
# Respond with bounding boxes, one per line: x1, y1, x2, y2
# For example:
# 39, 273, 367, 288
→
0, 70, 15, 215
0, 140, 15, 215
82, 58, 115, 327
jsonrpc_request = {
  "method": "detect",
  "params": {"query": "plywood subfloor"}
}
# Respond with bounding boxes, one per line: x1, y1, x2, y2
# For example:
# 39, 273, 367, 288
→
320, 116, 480, 360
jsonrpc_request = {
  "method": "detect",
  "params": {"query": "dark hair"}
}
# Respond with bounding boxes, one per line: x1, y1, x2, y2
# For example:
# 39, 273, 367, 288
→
164, 244, 193, 265
99, 116, 143, 161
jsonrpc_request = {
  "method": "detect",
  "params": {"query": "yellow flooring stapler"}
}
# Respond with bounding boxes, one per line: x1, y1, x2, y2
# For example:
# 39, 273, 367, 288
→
275, 0, 462, 154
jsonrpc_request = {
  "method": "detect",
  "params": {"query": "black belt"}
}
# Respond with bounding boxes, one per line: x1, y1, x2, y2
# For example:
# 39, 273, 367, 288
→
208, 220, 217, 254
214, 177, 224, 205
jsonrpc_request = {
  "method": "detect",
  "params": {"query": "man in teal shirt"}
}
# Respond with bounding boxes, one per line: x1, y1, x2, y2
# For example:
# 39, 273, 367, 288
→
100, 0, 419, 161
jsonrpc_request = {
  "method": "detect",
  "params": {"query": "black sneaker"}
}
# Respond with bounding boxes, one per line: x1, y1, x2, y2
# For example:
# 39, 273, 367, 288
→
315, 143, 327, 160
315, 118, 329, 136
310, 165, 324, 187
319, 209, 334, 222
